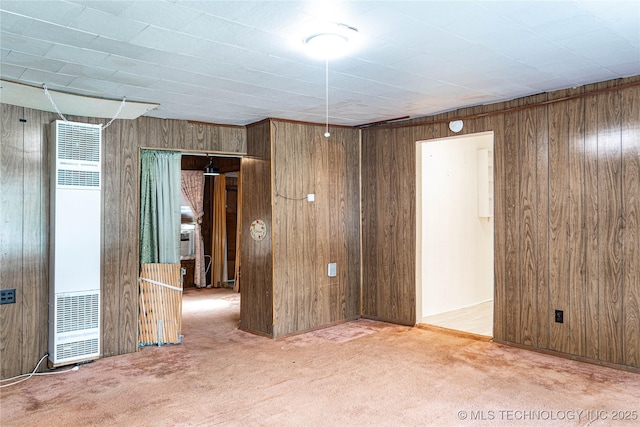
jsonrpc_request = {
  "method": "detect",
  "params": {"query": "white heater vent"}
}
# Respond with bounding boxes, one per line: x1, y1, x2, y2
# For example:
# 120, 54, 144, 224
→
58, 169, 100, 187
56, 338, 100, 362
49, 120, 102, 367
56, 293, 100, 333
56, 122, 101, 162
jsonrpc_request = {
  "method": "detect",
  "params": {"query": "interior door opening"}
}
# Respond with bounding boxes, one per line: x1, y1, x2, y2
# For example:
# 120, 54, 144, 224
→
179, 154, 241, 290
416, 132, 494, 337
137, 151, 242, 348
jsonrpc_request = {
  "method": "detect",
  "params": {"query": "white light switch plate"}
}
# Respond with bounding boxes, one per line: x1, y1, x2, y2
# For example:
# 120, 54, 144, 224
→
307, 193, 315, 202
328, 262, 337, 277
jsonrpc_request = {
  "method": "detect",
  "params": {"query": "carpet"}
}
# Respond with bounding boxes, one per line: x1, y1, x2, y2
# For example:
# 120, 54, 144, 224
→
1, 288, 638, 426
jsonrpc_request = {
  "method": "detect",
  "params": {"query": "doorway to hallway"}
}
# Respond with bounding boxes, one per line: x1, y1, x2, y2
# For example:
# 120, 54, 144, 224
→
416, 132, 494, 336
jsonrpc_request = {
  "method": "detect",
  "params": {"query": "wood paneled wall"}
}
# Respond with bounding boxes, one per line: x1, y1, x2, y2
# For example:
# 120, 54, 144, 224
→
240, 120, 274, 336
0, 104, 246, 378
361, 76, 640, 369
270, 121, 361, 337
240, 120, 361, 338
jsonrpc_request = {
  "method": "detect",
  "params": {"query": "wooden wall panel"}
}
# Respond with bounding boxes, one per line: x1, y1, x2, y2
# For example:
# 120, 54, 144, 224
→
567, 96, 586, 356
1, 105, 25, 378
240, 121, 273, 336
534, 103, 550, 349
391, 127, 416, 324
118, 120, 141, 354
0, 104, 248, 378
101, 120, 122, 357
488, 113, 506, 341
584, 93, 600, 360
621, 86, 640, 367
361, 75, 640, 370
362, 125, 418, 325
271, 122, 360, 336
517, 104, 537, 347
20, 108, 48, 372
361, 127, 380, 317
503, 107, 521, 343
547, 96, 571, 354
597, 89, 624, 365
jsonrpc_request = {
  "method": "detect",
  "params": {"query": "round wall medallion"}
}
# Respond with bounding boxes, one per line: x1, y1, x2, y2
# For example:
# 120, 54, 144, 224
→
250, 219, 267, 241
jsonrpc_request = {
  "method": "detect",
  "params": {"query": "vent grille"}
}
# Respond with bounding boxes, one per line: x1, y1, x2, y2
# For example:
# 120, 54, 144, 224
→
56, 293, 100, 333
56, 338, 99, 361
57, 122, 100, 162
57, 169, 100, 188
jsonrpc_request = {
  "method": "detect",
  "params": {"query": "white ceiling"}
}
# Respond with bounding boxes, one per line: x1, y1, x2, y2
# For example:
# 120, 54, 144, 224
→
1, 1, 639, 126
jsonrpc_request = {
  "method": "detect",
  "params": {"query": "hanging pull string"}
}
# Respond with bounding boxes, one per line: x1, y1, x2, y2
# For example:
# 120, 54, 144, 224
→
324, 59, 330, 138
43, 83, 126, 130
43, 84, 68, 122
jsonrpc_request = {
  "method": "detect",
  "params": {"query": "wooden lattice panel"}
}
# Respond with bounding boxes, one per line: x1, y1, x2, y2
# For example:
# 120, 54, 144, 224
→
138, 263, 183, 346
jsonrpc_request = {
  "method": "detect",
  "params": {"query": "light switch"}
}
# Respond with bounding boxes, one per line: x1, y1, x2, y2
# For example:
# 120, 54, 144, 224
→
328, 262, 337, 277
307, 193, 315, 202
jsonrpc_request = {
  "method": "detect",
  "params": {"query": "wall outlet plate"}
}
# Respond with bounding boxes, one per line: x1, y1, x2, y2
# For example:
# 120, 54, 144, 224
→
307, 193, 315, 202
328, 262, 337, 277
0, 289, 16, 305
555, 309, 564, 323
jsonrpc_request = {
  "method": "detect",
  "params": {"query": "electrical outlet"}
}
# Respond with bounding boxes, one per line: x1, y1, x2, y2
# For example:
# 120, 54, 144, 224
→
555, 309, 564, 324
327, 263, 337, 277
0, 289, 16, 305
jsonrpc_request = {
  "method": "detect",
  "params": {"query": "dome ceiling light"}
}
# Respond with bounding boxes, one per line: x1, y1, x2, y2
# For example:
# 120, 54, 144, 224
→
303, 23, 359, 138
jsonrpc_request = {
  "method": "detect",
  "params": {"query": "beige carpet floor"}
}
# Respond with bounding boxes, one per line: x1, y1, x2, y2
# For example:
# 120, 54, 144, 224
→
1, 288, 639, 426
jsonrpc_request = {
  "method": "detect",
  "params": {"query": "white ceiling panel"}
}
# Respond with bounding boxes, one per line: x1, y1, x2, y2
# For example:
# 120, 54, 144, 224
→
0, 32, 55, 56
45, 44, 110, 66
19, 68, 77, 86
1, 1, 639, 126
21, 19, 98, 47
0, 1, 85, 27
4, 50, 66, 73
0, 63, 26, 79
58, 63, 115, 81
68, 8, 147, 42
66, 76, 122, 94
68, 1, 136, 17
120, 1, 203, 31
88, 36, 157, 59
0, 11, 34, 35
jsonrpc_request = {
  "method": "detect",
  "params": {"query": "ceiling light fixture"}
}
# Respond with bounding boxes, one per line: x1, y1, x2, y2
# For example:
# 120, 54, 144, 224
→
203, 156, 220, 176
304, 33, 349, 60
303, 24, 358, 138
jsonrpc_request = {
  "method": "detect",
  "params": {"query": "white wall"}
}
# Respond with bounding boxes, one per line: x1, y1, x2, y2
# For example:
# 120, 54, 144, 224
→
416, 132, 494, 318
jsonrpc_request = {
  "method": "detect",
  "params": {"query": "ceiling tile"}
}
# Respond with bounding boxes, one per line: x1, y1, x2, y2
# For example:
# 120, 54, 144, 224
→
0, 63, 26, 79
0, 0, 84, 26
120, 1, 203, 31
2, 0, 639, 126
3, 50, 66, 73
22, 19, 98, 47
20, 68, 76, 86
0, 32, 55, 56
69, 7, 147, 42
0, 10, 34, 35
58, 62, 116, 80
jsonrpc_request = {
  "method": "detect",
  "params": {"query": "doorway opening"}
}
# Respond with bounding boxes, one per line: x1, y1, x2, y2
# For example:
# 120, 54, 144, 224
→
416, 132, 494, 337
137, 150, 242, 347
180, 154, 241, 290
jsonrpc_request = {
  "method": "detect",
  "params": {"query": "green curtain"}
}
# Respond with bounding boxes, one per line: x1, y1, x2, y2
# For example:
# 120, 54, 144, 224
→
140, 150, 181, 264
